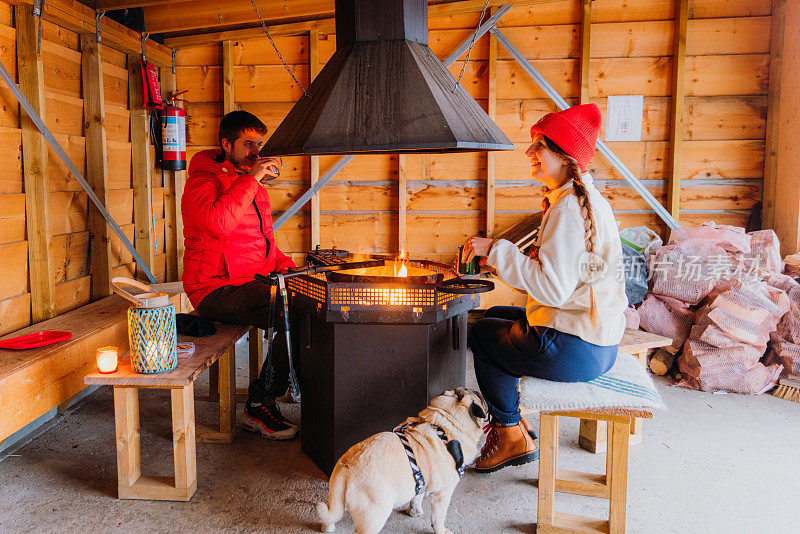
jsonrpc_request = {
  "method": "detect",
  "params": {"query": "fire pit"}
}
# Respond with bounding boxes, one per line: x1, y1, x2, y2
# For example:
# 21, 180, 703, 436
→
286, 253, 489, 475
287, 257, 481, 324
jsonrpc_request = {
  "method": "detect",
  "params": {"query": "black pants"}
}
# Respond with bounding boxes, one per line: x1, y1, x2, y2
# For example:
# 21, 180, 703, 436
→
196, 280, 298, 404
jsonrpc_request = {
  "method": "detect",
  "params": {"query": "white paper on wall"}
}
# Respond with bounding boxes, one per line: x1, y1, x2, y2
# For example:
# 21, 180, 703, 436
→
605, 95, 644, 142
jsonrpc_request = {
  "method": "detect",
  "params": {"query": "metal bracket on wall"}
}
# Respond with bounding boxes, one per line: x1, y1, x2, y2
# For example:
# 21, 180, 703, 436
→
272, 4, 515, 231
489, 26, 680, 230
0, 60, 157, 282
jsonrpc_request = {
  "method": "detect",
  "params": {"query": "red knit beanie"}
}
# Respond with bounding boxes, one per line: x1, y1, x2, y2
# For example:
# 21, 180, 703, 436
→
530, 103, 602, 172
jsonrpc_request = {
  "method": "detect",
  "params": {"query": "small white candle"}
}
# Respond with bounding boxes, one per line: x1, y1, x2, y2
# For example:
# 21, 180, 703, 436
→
96, 346, 118, 374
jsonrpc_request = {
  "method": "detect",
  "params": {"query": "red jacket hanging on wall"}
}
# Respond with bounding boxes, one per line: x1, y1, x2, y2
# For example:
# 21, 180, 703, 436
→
181, 149, 295, 308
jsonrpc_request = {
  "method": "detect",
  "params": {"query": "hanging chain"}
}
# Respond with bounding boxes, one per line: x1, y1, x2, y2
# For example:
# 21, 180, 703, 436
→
33, 0, 44, 55
95, 10, 105, 44
250, 0, 308, 97
453, 0, 491, 93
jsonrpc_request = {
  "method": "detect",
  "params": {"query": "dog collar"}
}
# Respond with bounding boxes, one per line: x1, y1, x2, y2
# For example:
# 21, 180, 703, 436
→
393, 422, 465, 496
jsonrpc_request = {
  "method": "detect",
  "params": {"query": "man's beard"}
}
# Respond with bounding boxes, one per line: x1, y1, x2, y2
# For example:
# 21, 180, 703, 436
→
229, 153, 257, 172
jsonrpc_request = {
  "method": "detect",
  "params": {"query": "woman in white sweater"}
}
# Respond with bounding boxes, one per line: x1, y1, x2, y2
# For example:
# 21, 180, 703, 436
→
464, 104, 628, 473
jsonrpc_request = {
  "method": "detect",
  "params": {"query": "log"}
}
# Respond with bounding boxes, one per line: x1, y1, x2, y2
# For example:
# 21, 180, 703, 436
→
649, 348, 676, 376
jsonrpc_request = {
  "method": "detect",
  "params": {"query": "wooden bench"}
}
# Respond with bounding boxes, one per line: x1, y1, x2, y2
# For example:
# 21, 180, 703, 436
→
577, 329, 672, 454
85, 322, 251, 501
0, 283, 187, 447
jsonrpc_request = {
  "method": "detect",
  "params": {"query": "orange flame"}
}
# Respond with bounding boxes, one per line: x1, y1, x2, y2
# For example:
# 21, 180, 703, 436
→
394, 249, 408, 277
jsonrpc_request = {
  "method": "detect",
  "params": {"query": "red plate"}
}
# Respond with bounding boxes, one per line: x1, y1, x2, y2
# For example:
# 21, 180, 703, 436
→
0, 331, 72, 350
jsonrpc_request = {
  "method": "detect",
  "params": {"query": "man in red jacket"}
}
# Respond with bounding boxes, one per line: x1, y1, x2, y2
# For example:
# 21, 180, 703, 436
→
182, 111, 298, 440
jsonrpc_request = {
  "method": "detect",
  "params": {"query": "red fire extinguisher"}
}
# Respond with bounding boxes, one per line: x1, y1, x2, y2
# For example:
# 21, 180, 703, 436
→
161, 91, 187, 171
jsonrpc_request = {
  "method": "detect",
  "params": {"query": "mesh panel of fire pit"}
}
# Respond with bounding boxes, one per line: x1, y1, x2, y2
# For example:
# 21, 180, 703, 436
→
287, 259, 479, 324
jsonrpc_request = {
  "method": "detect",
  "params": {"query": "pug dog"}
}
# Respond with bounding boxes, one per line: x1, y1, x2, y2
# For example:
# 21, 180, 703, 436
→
315, 388, 488, 534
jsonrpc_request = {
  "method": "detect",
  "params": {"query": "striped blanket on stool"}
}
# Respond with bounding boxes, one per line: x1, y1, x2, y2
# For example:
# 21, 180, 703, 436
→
519, 353, 666, 412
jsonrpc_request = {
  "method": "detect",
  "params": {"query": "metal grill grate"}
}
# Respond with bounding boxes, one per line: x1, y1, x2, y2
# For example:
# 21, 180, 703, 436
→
330, 286, 435, 307
286, 257, 478, 324
287, 274, 326, 305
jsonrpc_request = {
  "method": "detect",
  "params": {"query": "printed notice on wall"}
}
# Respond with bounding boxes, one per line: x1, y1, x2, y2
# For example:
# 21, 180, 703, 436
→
605, 95, 643, 142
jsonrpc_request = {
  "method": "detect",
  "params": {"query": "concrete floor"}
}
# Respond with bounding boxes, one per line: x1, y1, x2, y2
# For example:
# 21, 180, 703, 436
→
1, 339, 799, 533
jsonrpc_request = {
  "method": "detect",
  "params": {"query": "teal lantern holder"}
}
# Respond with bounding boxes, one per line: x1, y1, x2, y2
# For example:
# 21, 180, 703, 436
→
112, 277, 177, 374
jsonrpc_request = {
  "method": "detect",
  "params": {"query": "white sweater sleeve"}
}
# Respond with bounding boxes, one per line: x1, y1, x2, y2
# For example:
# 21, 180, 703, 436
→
487, 205, 587, 307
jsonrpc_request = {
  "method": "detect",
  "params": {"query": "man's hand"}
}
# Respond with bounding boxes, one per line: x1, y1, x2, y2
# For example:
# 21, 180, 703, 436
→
250, 156, 282, 183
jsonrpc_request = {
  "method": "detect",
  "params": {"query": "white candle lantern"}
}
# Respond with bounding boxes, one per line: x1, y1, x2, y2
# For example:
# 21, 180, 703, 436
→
96, 346, 119, 374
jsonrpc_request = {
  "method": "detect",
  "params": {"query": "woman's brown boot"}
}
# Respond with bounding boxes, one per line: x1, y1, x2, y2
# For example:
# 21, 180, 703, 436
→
474, 421, 539, 473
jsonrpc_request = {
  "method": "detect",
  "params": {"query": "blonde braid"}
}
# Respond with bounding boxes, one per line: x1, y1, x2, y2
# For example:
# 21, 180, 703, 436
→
565, 158, 600, 333
567, 162, 597, 254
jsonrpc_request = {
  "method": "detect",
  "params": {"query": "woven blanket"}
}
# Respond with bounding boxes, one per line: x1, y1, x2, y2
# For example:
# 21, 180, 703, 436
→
519, 353, 666, 412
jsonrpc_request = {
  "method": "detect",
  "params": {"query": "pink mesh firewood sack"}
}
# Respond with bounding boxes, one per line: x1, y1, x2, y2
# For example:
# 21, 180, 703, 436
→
741, 229, 782, 276
766, 332, 800, 376
668, 221, 751, 254
767, 273, 800, 344
638, 294, 694, 353
699, 279, 789, 348
624, 305, 640, 330
677, 278, 789, 394
649, 240, 731, 305
679, 339, 782, 394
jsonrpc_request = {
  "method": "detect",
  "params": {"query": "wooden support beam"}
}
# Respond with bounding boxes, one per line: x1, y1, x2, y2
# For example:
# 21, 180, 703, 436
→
161, 67, 179, 282
666, 0, 688, 221
486, 7, 497, 237
163, 62, 188, 279
764, 0, 800, 256
16, 5, 56, 320
128, 54, 155, 282
12, 0, 172, 66
578, 0, 592, 105
163, 0, 561, 49
222, 41, 236, 115
398, 154, 407, 251
81, 32, 114, 299
310, 29, 321, 248
763, 0, 784, 233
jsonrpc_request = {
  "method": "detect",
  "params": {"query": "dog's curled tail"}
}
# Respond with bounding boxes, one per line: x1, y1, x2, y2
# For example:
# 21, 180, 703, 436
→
316, 467, 346, 533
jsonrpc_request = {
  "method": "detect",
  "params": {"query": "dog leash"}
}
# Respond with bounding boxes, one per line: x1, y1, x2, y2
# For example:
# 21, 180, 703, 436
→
393, 421, 465, 496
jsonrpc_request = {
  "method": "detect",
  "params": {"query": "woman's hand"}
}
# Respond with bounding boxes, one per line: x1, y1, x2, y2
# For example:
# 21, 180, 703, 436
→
463, 236, 494, 263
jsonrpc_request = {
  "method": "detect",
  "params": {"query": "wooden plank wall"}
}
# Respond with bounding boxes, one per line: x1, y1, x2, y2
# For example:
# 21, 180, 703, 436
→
0, 4, 166, 336
177, 0, 770, 265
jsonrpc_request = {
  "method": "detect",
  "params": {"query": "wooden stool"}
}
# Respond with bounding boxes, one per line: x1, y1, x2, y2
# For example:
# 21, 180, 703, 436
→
578, 329, 671, 454
537, 407, 653, 534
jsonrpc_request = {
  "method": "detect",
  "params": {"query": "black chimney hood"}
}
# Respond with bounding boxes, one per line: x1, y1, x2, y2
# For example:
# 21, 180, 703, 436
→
260, 0, 514, 156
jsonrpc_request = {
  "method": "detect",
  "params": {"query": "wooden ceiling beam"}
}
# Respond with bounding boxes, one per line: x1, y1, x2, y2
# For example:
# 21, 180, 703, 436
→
99, 0, 173, 9
164, 18, 336, 48
163, 0, 561, 49
428, 0, 562, 17
9, 0, 173, 66
144, 0, 335, 35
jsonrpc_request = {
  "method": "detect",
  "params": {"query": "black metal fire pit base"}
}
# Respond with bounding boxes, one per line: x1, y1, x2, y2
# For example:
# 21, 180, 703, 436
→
297, 313, 468, 476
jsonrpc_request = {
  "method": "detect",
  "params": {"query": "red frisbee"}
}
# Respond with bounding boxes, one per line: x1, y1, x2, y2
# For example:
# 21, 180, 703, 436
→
0, 331, 72, 350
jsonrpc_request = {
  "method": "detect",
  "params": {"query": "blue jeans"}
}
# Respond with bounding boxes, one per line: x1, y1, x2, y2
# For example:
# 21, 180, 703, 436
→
468, 306, 618, 425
